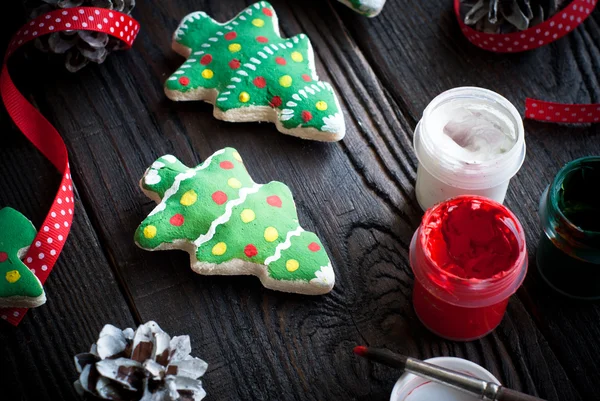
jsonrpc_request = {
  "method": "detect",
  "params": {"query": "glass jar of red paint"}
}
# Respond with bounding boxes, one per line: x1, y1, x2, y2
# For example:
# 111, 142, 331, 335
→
410, 195, 528, 341
537, 157, 600, 299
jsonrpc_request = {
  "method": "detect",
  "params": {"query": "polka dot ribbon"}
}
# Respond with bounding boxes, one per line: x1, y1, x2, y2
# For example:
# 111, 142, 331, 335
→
0, 8, 140, 326
455, 0, 600, 124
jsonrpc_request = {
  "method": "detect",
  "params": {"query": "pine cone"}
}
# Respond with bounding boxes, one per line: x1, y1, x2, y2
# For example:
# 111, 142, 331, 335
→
73, 321, 208, 401
25, 0, 135, 72
461, 0, 568, 33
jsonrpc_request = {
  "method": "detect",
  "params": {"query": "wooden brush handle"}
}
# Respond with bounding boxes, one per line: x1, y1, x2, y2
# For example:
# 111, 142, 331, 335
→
496, 387, 546, 401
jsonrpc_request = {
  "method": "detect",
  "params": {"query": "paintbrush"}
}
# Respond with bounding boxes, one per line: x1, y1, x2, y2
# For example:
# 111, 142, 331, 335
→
353, 346, 545, 401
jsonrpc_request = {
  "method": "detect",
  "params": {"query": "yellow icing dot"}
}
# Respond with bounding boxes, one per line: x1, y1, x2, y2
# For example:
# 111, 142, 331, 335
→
279, 75, 292, 88
228, 177, 242, 189
5, 270, 21, 283
212, 242, 227, 256
228, 43, 242, 53
252, 18, 265, 27
143, 225, 157, 239
264, 227, 279, 242
202, 69, 214, 79
240, 209, 256, 223
232, 151, 243, 162
180, 190, 198, 206
291, 51, 303, 62
316, 101, 328, 111
286, 259, 300, 272
239, 92, 250, 103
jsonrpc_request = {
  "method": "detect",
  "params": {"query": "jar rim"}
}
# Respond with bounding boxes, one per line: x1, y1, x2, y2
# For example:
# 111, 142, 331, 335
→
414, 87, 526, 190
411, 196, 528, 307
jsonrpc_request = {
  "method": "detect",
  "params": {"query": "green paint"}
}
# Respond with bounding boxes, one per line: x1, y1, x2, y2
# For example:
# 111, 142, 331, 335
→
0, 207, 45, 304
165, 1, 345, 139
135, 148, 334, 294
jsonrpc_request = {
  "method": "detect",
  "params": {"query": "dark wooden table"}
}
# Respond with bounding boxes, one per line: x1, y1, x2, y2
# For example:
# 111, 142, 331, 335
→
2, 1, 600, 400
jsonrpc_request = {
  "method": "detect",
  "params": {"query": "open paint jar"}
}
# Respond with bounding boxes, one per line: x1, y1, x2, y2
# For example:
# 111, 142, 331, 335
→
410, 196, 528, 341
390, 357, 500, 401
538, 157, 600, 299
413, 87, 526, 210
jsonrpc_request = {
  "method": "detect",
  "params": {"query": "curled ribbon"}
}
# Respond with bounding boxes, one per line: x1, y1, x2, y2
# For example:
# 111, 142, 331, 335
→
454, 0, 599, 123
1, 7, 140, 326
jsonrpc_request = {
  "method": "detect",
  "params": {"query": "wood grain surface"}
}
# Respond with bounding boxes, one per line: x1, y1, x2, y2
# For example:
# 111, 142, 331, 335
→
1, 1, 599, 400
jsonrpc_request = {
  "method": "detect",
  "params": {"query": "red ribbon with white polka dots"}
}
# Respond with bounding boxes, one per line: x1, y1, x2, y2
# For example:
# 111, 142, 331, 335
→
1, 8, 139, 326
455, 0, 600, 124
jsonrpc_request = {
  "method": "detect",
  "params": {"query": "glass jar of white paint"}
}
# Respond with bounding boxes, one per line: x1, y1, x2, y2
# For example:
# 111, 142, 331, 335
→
413, 87, 526, 211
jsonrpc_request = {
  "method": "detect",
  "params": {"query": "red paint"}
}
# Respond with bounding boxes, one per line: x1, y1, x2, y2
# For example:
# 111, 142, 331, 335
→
219, 161, 234, 170
410, 196, 527, 341
178, 76, 190, 86
275, 56, 286, 65
308, 242, 321, 252
0, 252, 7, 263
405, 380, 432, 399
269, 96, 282, 108
263, 7, 273, 17
244, 244, 258, 258
212, 191, 228, 205
256, 36, 269, 43
302, 74, 312, 82
224, 31, 237, 41
353, 346, 368, 356
228, 59, 241, 70
200, 54, 212, 65
302, 110, 313, 122
253, 76, 267, 88
267, 195, 282, 208
169, 214, 185, 227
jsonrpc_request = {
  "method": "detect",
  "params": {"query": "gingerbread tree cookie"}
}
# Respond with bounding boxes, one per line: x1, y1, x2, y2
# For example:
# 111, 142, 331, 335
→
165, 1, 345, 142
0, 207, 46, 308
338, 0, 387, 17
134, 148, 335, 295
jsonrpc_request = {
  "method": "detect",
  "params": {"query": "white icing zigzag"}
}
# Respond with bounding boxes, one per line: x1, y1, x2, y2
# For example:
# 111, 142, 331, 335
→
194, 183, 263, 247
264, 226, 305, 265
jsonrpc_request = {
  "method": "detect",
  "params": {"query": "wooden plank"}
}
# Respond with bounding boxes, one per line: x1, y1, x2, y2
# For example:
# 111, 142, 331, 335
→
335, 2, 600, 400
0, 122, 137, 401
1, 0, 594, 400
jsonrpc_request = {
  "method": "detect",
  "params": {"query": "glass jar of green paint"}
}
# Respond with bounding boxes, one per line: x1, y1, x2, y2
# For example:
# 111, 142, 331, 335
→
538, 157, 600, 299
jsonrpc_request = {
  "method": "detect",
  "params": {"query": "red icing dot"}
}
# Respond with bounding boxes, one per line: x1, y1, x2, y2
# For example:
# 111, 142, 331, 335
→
229, 59, 241, 69
179, 76, 190, 86
302, 111, 313, 122
256, 36, 269, 43
220, 161, 234, 170
200, 54, 212, 65
275, 57, 287, 65
253, 76, 267, 88
212, 191, 228, 205
267, 195, 282, 208
263, 7, 273, 17
244, 244, 258, 258
308, 242, 321, 252
170, 214, 185, 227
225, 32, 237, 41
0, 252, 7, 263
269, 96, 282, 108
302, 74, 312, 82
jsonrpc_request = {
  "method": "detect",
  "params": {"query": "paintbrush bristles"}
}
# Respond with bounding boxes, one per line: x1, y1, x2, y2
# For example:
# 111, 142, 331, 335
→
353, 346, 408, 370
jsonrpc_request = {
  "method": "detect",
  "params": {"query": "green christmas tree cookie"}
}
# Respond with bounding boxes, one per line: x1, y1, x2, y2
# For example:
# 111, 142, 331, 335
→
165, 1, 345, 142
0, 207, 46, 308
338, 0, 387, 17
135, 148, 335, 295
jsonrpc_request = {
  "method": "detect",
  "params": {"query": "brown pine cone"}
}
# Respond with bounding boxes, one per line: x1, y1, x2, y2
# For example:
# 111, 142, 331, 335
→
74, 321, 208, 401
25, 0, 135, 72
